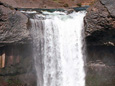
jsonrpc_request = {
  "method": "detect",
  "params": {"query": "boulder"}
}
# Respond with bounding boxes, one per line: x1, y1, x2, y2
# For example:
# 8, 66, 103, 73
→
0, 2, 30, 46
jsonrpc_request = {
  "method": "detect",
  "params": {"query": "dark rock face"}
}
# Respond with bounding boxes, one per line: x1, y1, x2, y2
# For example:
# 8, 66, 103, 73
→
85, 0, 115, 46
86, 46, 115, 86
0, 44, 36, 86
0, 4, 30, 46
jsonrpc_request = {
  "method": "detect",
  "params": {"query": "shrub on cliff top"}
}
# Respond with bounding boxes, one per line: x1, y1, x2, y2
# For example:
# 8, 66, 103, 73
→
77, 3, 82, 7
63, 3, 69, 7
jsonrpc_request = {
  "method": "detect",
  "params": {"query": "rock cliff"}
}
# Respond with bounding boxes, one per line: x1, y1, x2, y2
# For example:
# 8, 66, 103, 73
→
0, 0, 115, 86
85, 0, 115, 46
85, 0, 115, 86
0, 2, 30, 47
0, 2, 35, 86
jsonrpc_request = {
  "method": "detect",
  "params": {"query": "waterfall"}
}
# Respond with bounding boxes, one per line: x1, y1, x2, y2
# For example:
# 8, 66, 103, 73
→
30, 11, 86, 86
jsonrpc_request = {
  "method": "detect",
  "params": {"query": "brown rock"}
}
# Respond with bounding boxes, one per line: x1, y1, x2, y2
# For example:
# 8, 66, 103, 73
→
100, 0, 115, 17
84, 0, 115, 46
0, 0, 95, 8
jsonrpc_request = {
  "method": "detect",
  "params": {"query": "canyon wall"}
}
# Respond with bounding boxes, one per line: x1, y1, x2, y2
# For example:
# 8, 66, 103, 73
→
85, 0, 115, 46
0, 0, 115, 85
85, 0, 115, 86
0, 2, 35, 86
0, 1, 31, 46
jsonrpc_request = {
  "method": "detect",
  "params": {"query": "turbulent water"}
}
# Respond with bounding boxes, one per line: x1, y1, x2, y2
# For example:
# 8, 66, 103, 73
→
30, 11, 86, 86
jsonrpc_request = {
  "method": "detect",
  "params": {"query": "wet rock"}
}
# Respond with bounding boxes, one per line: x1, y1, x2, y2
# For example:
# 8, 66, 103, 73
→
86, 45, 115, 86
64, 8, 74, 14
0, 44, 36, 86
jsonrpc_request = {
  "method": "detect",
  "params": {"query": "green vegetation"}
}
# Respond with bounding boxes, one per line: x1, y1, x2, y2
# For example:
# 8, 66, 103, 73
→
53, 0, 57, 1
6, 78, 22, 86
58, 1, 64, 4
53, 0, 59, 3
89, 0, 97, 6
86, 75, 100, 86
63, 3, 69, 7
76, 3, 82, 7
6, 79, 12, 84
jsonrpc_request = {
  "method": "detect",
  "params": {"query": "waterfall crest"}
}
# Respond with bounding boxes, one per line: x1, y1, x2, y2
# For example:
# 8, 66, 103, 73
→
30, 11, 86, 86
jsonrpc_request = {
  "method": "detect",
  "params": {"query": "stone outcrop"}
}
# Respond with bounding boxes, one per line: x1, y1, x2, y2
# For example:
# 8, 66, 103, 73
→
0, 2, 30, 47
85, 0, 115, 46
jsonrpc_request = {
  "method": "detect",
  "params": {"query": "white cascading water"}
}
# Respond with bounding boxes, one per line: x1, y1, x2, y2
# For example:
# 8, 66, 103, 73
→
30, 11, 86, 86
